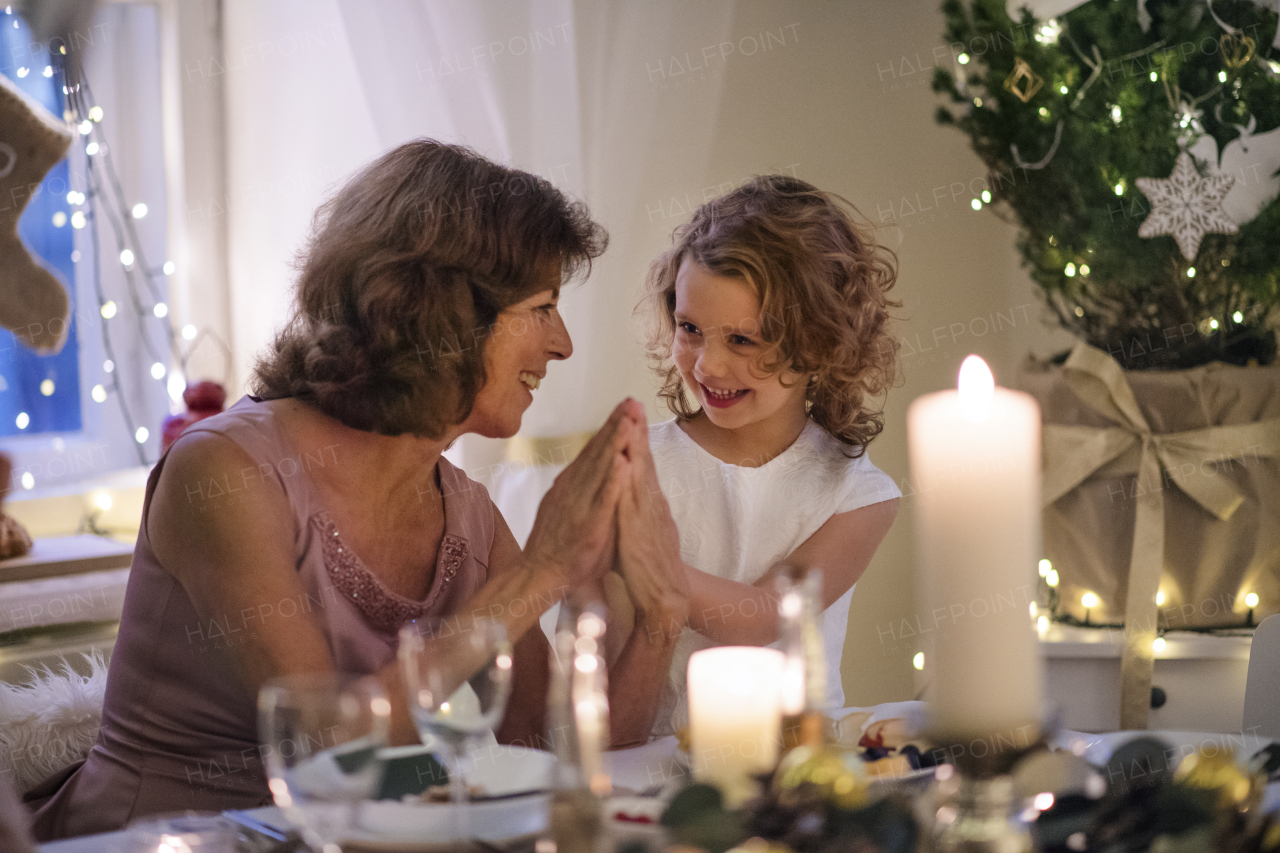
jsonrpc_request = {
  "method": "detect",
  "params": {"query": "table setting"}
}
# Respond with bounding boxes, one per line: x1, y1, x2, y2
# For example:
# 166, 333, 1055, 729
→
34, 357, 1280, 853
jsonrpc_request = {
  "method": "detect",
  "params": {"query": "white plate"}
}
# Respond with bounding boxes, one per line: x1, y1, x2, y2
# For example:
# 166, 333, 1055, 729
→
1059, 730, 1272, 769
345, 746, 555, 850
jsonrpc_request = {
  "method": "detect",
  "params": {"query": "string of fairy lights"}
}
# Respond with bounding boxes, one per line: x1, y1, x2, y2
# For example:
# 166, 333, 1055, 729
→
1033, 557, 1266, 639
7, 22, 231, 477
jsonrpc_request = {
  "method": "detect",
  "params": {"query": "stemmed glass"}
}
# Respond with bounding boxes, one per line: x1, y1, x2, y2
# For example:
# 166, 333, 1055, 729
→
257, 673, 391, 853
398, 616, 514, 842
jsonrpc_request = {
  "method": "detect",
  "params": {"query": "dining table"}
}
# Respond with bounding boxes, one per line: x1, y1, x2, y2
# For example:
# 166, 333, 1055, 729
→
34, 702, 1280, 853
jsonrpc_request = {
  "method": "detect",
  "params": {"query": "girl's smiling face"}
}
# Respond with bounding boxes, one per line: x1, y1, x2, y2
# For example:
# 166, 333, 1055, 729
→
671, 258, 808, 433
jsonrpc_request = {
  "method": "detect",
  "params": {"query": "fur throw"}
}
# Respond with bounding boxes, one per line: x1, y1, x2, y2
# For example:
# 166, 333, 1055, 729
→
0, 652, 106, 794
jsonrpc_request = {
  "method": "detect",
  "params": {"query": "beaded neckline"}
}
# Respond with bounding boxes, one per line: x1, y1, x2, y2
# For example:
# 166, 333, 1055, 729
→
312, 510, 469, 634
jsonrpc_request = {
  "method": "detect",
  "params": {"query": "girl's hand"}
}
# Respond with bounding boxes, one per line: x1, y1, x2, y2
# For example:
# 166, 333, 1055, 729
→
616, 411, 689, 642
524, 399, 639, 588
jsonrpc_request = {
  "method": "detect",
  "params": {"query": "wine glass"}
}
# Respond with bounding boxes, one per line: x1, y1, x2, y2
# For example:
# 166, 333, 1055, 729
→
398, 616, 514, 841
257, 673, 391, 853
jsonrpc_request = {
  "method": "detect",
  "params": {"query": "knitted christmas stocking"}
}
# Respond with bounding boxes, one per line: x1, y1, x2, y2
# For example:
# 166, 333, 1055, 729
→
0, 73, 73, 354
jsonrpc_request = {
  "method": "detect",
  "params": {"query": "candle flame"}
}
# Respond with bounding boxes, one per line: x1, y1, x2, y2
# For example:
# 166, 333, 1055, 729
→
957, 353, 993, 409
958, 355, 995, 421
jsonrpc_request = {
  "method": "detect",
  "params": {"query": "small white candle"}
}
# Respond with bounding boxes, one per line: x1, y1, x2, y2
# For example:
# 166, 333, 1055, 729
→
907, 356, 1043, 740
688, 646, 785, 805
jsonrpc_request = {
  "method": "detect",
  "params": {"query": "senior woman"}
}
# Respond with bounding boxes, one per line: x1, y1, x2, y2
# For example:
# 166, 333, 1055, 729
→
28, 140, 689, 840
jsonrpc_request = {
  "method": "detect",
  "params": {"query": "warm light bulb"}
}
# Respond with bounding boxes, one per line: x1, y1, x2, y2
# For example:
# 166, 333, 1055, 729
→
163, 261, 176, 275
40, 379, 54, 396
1156, 590, 1166, 606
91, 491, 112, 512
1037, 615, 1049, 633
91, 384, 106, 402
131, 203, 147, 219
153, 302, 168, 318
71, 210, 86, 229
1245, 592, 1259, 608
135, 427, 149, 444
16, 412, 29, 429
100, 300, 117, 319
1081, 592, 1098, 609
119, 249, 134, 267
958, 355, 995, 422
1152, 637, 1166, 653
167, 370, 186, 404
913, 652, 925, 670
151, 362, 166, 379
21, 472, 34, 489
1039, 559, 1052, 577
182, 324, 197, 340
1046, 569, 1060, 588
89, 105, 103, 121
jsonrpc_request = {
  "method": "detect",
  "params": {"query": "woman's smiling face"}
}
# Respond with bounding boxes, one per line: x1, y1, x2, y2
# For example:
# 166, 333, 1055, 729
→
671, 258, 807, 432
461, 262, 572, 439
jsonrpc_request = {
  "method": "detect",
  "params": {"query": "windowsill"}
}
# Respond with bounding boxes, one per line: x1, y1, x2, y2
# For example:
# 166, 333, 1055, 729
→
0, 534, 135, 583
3, 464, 151, 539
1038, 622, 1253, 661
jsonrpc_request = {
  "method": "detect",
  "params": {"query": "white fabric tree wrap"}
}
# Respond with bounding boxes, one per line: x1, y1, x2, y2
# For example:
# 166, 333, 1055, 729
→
0, 72, 72, 354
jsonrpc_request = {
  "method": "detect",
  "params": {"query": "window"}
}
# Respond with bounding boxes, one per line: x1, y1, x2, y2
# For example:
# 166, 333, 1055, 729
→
0, 14, 82, 439
0, 4, 171, 494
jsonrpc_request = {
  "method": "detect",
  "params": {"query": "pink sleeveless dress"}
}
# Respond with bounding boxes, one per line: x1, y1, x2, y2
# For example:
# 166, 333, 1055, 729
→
28, 396, 495, 840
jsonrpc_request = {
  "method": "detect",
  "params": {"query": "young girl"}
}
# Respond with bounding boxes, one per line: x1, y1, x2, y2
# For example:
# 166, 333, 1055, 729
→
637, 174, 902, 735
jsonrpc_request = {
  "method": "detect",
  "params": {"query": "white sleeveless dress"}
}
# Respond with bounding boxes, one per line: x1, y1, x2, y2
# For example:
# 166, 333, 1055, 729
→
649, 418, 901, 736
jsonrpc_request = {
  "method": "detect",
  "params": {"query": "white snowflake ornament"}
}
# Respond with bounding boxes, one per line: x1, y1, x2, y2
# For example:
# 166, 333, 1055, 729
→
1135, 151, 1238, 261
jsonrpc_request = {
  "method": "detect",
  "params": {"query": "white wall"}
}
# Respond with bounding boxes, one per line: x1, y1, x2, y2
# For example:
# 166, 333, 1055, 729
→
206, 0, 1077, 705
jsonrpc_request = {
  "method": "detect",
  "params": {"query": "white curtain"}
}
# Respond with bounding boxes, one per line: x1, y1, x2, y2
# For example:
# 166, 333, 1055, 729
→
222, 0, 737, 542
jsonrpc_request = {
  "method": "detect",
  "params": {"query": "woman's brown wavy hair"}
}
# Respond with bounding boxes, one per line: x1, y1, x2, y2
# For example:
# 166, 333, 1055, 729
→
252, 139, 606, 437
643, 175, 899, 455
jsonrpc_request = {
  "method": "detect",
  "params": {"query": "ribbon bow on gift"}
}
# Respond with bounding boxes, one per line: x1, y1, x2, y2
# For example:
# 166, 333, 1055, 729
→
1042, 343, 1280, 730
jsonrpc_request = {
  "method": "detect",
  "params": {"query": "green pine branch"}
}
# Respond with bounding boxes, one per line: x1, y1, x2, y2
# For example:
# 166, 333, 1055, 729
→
935, 0, 1280, 367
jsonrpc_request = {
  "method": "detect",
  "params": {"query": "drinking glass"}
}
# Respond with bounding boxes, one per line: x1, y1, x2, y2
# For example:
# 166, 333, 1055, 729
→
258, 673, 391, 853
398, 616, 514, 841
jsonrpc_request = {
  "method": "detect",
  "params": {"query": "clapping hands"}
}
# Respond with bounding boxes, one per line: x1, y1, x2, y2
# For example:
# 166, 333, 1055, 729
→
613, 407, 689, 641
523, 399, 687, 644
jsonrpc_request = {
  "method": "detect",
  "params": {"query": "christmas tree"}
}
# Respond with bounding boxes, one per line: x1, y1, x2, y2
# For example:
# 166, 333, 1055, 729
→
934, 0, 1280, 369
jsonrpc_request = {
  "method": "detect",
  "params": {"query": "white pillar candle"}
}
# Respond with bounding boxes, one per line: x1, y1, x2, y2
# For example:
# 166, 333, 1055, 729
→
907, 356, 1043, 741
688, 646, 786, 805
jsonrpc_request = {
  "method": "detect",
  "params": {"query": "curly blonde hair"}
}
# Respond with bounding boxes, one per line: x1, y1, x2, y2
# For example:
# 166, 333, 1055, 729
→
642, 175, 899, 454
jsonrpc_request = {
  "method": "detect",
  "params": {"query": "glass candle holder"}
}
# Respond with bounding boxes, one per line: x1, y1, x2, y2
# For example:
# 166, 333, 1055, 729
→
125, 812, 238, 853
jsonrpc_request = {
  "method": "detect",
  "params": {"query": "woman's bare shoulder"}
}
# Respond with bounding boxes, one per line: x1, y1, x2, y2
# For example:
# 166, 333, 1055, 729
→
147, 430, 296, 580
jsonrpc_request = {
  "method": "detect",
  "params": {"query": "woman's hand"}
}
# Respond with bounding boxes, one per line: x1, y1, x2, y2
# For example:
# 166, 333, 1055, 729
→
615, 412, 688, 642
523, 399, 640, 589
